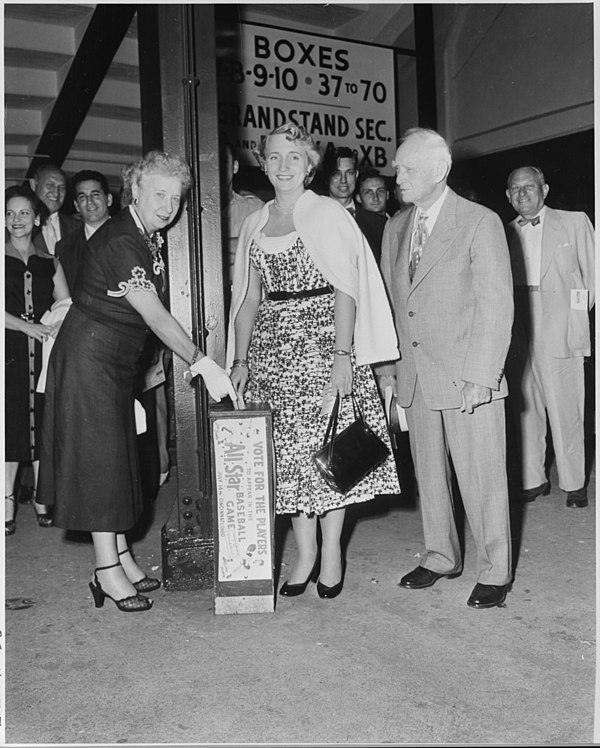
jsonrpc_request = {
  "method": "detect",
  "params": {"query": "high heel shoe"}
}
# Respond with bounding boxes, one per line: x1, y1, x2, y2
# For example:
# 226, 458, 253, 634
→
317, 578, 344, 599
29, 493, 53, 528
118, 548, 161, 593
279, 562, 319, 597
89, 562, 153, 612
5, 495, 16, 536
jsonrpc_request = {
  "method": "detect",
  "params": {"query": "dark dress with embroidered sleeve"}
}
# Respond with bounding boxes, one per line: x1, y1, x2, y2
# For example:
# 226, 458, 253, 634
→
38, 208, 164, 532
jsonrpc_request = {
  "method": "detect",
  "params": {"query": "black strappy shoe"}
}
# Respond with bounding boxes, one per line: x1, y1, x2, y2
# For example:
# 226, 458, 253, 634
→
29, 492, 53, 528
89, 563, 153, 612
118, 548, 161, 593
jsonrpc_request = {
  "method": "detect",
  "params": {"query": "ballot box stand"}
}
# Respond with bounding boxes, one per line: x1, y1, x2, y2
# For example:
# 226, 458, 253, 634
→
209, 403, 276, 614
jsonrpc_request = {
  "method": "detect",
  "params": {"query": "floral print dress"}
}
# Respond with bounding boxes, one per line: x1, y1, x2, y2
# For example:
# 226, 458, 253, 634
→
244, 231, 399, 515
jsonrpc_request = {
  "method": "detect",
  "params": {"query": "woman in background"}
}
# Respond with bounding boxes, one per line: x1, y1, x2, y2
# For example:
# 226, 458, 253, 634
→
5, 186, 69, 535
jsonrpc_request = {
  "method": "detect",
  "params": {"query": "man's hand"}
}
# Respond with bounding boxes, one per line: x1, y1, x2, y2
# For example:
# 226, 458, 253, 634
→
376, 374, 397, 399
460, 382, 491, 414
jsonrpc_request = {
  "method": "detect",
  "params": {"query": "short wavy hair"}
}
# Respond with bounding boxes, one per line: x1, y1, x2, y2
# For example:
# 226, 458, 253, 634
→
253, 122, 321, 186
401, 127, 453, 169
72, 169, 110, 196
5, 184, 48, 223
322, 144, 359, 182
120, 150, 193, 207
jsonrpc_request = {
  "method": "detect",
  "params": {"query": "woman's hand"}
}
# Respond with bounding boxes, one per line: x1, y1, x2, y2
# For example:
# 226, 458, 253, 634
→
230, 365, 248, 410
330, 356, 353, 398
48, 321, 62, 338
190, 356, 238, 406
24, 322, 55, 343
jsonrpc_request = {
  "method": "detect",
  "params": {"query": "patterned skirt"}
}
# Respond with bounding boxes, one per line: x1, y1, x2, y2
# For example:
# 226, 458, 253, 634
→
244, 235, 399, 515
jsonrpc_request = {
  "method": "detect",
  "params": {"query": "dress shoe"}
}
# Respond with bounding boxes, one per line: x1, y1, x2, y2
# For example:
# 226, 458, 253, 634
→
29, 498, 54, 528
279, 563, 319, 597
521, 481, 550, 503
467, 583, 509, 609
117, 548, 161, 592
5, 495, 16, 536
317, 578, 343, 599
399, 566, 459, 590
89, 563, 153, 612
566, 487, 588, 508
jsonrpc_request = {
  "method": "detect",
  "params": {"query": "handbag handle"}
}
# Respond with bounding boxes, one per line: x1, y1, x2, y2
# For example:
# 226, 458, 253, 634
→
322, 393, 363, 459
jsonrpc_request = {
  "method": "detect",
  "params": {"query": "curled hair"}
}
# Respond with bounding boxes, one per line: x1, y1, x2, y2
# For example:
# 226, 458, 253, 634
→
120, 150, 193, 207
5, 184, 48, 223
253, 122, 321, 186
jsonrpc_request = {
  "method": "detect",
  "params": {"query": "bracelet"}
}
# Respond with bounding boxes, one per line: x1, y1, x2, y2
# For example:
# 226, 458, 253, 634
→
333, 349, 350, 356
190, 346, 201, 366
232, 359, 248, 368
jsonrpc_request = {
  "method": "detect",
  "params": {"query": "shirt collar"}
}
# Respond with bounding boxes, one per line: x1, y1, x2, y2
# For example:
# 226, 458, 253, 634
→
415, 186, 449, 225
128, 204, 147, 236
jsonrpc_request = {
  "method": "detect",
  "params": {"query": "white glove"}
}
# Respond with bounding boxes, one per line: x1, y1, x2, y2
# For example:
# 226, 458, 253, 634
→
190, 356, 237, 403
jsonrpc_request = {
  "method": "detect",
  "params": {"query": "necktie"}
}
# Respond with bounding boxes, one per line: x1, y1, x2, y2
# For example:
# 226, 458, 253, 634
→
517, 216, 541, 227
43, 214, 59, 254
409, 213, 428, 282
347, 206, 356, 218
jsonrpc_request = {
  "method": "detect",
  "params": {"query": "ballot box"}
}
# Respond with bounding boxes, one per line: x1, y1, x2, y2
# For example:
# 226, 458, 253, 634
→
209, 403, 275, 614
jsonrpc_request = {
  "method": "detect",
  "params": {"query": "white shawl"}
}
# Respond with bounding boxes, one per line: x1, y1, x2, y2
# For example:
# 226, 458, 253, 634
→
226, 189, 399, 368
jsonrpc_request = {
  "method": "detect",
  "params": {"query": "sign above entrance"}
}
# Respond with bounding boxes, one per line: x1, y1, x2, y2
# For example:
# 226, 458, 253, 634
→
217, 23, 397, 174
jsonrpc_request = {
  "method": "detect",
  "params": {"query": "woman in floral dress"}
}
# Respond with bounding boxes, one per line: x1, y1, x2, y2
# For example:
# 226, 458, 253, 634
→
229, 123, 400, 599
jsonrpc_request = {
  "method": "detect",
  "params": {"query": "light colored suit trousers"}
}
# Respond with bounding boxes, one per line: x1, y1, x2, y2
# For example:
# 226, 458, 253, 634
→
379, 189, 514, 585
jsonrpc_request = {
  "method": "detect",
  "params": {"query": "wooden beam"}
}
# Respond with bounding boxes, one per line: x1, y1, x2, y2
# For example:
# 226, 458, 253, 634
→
414, 3, 438, 131
26, 4, 137, 177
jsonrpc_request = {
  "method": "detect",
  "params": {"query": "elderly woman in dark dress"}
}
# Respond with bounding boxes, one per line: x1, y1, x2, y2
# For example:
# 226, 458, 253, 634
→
5, 186, 70, 535
39, 151, 236, 612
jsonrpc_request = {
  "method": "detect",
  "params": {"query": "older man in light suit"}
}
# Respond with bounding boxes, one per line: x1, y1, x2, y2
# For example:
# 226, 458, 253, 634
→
378, 128, 514, 609
505, 166, 595, 508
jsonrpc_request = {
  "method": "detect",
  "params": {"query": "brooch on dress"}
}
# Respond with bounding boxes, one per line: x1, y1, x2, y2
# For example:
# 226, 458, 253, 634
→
139, 229, 165, 276
149, 232, 165, 276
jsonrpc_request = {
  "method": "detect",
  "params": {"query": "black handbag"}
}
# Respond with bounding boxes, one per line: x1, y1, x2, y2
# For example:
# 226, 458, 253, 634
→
312, 393, 390, 494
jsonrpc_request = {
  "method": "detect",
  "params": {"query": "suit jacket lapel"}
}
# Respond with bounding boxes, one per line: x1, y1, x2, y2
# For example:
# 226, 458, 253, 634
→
540, 207, 561, 281
394, 207, 415, 297
409, 189, 459, 292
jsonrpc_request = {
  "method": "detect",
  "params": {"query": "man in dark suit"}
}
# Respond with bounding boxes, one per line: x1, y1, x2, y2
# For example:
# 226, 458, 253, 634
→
378, 127, 514, 609
29, 164, 80, 255
56, 170, 113, 291
322, 145, 387, 262
505, 166, 595, 508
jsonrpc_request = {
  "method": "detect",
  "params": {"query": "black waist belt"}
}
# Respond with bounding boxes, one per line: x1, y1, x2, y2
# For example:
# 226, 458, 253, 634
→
267, 287, 333, 301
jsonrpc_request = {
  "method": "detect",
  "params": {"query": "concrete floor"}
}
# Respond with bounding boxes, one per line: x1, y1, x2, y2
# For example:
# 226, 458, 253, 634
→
3, 451, 596, 746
